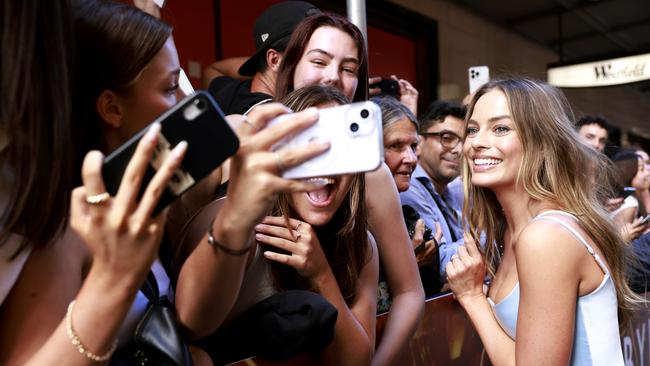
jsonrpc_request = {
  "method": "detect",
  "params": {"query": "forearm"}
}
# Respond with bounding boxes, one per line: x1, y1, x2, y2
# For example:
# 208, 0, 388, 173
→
203, 57, 249, 87
175, 210, 250, 339
315, 272, 373, 366
25, 267, 139, 366
372, 290, 423, 366
459, 295, 515, 366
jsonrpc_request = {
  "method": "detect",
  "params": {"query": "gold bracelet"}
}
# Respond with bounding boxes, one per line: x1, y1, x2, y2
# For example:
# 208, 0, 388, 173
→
207, 218, 252, 256
66, 300, 118, 362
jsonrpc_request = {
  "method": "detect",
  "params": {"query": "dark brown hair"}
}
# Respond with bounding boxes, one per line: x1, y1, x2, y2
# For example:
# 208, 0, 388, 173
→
0, 0, 74, 255
271, 85, 371, 303
275, 13, 369, 103
72, 0, 172, 170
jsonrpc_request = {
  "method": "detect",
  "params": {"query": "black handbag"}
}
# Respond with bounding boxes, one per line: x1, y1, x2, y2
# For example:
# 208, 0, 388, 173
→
110, 271, 193, 366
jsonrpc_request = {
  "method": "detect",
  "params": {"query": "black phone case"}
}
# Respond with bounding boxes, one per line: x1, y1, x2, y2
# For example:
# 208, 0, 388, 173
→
370, 79, 400, 98
402, 205, 433, 253
102, 91, 239, 215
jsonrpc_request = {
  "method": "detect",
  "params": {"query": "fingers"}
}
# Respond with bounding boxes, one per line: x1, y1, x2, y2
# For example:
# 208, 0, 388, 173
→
255, 222, 296, 242
239, 103, 292, 138
113, 123, 161, 215
369, 76, 382, 84
256, 232, 296, 253
412, 219, 424, 247
81, 150, 108, 198
272, 139, 331, 173
463, 232, 481, 257
132, 141, 188, 221
434, 222, 443, 242
81, 150, 110, 217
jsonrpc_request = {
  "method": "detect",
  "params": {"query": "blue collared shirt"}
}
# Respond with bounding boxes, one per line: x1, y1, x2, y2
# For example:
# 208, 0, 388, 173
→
400, 165, 464, 278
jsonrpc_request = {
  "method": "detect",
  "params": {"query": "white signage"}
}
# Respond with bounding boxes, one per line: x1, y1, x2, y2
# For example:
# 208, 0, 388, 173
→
548, 53, 650, 88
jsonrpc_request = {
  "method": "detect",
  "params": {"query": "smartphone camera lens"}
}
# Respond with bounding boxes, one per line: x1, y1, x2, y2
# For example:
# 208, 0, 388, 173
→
360, 109, 369, 119
350, 122, 359, 133
195, 99, 206, 111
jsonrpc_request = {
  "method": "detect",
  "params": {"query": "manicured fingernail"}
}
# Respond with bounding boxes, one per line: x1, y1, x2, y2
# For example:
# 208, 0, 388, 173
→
255, 233, 263, 240
171, 141, 188, 159
146, 122, 161, 142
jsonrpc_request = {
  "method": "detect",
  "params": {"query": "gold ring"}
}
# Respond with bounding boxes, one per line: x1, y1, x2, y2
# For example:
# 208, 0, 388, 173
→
274, 151, 285, 171
85, 192, 110, 205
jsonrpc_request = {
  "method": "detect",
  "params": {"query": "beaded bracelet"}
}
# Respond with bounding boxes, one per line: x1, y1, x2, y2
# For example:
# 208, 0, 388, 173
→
66, 300, 118, 362
207, 218, 252, 256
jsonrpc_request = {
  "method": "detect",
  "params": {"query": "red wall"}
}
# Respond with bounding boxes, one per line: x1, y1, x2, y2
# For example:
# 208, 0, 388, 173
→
161, 0, 217, 87
159, 0, 417, 90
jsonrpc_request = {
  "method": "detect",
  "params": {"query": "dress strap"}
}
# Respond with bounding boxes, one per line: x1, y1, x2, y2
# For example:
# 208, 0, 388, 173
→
532, 211, 609, 275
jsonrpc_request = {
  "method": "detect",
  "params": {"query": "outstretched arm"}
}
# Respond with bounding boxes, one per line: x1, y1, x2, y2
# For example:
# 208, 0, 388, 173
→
366, 164, 425, 366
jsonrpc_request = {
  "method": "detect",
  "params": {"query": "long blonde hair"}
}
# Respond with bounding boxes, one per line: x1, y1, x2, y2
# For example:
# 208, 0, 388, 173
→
462, 78, 641, 325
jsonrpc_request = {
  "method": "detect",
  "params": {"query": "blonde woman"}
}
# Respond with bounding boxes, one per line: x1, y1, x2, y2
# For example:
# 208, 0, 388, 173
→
447, 79, 638, 365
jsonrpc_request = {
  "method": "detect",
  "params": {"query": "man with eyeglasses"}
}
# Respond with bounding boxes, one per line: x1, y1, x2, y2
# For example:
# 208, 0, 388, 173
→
400, 100, 466, 288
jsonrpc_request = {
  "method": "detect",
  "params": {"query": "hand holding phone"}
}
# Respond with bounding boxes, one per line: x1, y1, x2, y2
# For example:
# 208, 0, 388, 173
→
369, 78, 400, 98
641, 214, 650, 226
102, 91, 239, 215
268, 101, 384, 179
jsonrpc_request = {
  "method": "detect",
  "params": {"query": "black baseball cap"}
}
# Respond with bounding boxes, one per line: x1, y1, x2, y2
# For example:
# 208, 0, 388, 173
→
238, 1, 320, 76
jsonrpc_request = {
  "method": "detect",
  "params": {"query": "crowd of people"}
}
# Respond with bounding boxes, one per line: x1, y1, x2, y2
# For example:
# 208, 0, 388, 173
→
1, 0, 648, 365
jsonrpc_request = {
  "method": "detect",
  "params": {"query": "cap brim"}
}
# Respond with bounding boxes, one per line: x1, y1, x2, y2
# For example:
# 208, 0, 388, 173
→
238, 49, 265, 76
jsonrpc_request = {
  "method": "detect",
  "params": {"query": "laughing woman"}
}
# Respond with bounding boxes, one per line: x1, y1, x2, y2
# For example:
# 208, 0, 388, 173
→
275, 14, 425, 365
175, 86, 378, 365
448, 79, 639, 365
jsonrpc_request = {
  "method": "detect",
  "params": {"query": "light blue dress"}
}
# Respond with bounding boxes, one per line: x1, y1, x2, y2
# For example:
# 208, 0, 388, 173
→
487, 211, 624, 365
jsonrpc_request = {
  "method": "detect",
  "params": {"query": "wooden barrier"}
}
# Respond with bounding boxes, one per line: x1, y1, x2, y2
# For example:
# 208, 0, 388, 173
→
230, 292, 650, 365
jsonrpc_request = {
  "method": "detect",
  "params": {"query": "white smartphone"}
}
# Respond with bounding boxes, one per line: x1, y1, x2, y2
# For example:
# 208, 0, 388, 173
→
468, 66, 490, 94
269, 101, 384, 179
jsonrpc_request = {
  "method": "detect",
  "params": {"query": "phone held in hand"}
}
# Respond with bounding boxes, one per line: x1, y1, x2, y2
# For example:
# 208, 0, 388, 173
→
102, 91, 239, 215
402, 205, 433, 254
618, 186, 636, 199
269, 101, 384, 180
468, 66, 490, 94
641, 214, 650, 226
369, 78, 400, 98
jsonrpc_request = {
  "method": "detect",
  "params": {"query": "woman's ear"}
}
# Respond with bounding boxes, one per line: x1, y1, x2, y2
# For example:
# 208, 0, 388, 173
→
96, 90, 124, 129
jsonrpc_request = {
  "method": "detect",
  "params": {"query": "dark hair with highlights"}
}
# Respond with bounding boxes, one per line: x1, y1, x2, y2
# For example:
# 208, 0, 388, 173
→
275, 13, 369, 103
72, 0, 172, 169
0, 0, 74, 256
271, 85, 370, 303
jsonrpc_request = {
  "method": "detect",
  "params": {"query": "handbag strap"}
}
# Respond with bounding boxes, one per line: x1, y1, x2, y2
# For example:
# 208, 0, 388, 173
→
140, 270, 160, 302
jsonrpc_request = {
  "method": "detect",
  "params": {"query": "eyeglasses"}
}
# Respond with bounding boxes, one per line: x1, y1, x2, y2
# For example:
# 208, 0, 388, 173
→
419, 131, 461, 149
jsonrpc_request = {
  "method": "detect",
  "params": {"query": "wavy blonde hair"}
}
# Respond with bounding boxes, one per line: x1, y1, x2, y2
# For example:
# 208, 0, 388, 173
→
462, 78, 642, 326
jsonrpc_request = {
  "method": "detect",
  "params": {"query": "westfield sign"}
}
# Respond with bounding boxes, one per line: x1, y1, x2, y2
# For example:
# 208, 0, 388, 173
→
548, 53, 650, 87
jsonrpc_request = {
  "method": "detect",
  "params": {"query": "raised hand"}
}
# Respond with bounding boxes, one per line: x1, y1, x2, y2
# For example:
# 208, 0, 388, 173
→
414, 221, 442, 266
217, 103, 331, 241
70, 123, 186, 288
391, 75, 419, 116
446, 233, 487, 305
255, 216, 331, 284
